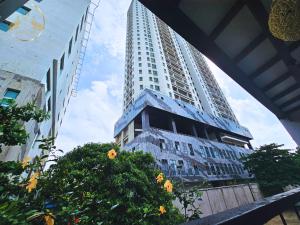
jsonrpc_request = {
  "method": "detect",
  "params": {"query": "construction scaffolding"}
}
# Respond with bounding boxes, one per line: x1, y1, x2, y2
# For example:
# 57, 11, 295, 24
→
71, 0, 100, 97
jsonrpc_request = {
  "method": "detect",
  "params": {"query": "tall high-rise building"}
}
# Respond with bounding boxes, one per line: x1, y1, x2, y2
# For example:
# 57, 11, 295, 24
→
0, 0, 93, 161
122, 1, 237, 124
115, 0, 254, 182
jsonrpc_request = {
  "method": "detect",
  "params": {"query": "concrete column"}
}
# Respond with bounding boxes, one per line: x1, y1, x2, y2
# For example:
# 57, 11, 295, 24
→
248, 141, 254, 150
204, 127, 209, 140
170, 118, 177, 133
141, 109, 150, 131
280, 119, 300, 146
192, 124, 198, 137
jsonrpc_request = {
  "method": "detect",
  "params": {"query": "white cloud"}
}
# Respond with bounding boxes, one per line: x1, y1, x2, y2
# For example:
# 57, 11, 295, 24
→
89, 0, 131, 58
56, 74, 123, 153
206, 59, 297, 149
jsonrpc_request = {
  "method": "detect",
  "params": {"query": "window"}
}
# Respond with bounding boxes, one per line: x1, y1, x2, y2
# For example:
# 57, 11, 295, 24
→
149, 77, 152, 81
215, 164, 221, 175
80, 16, 84, 31
205, 163, 211, 175
210, 147, 216, 158
85, 7, 89, 21
140, 85, 143, 90
152, 64, 156, 69
139, 63, 142, 67
60, 53, 65, 71
0, 20, 13, 32
210, 164, 216, 175
224, 164, 229, 174
68, 38, 73, 55
139, 77, 143, 81
175, 141, 180, 151
46, 69, 51, 92
177, 160, 184, 173
4, 89, 20, 99
188, 144, 194, 156
155, 86, 160, 91
228, 164, 233, 174
17, 6, 31, 15
219, 149, 224, 159
154, 78, 158, 83
159, 139, 166, 150
226, 150, 231, 159
153, 71, 157, 75
47, 98, 51, 112
205, 147, 211, 157
150, 85, 153, 89
75, 25, 79, 42
139, 70, 142, 74
229, 151, 235, 160
138, 57, 141, 61
193, 164, 200, 175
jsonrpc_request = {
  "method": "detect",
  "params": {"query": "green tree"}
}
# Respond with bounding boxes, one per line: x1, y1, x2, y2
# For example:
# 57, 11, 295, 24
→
0, 100, 50, 225
242, 143, 300, 196
0, 99, 49, 153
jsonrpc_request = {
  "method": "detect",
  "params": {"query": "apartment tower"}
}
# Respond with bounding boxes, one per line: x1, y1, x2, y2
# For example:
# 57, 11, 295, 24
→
115, 0, 254, 182
0, 0, 91, 161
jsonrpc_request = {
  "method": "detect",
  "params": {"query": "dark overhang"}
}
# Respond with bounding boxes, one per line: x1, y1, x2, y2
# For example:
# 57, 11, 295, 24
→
138, 0, 300, 123
0, 0, 29, 22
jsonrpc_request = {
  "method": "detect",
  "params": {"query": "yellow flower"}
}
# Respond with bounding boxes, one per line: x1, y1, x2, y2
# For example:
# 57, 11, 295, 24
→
26, 172, 39, 193
156, 173, 164, 183
22, 156, 31, 169
107, 149, 117, 159
44, 213, 55, 225
159, 205, 166, 215
164, 180, 173, 193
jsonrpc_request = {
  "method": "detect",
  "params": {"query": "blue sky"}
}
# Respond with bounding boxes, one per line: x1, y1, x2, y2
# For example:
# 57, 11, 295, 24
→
56, 0, 297, 153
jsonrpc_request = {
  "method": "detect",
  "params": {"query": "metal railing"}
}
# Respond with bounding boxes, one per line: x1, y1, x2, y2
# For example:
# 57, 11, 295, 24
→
181, 188, 300, 225
71, 0, 100, 97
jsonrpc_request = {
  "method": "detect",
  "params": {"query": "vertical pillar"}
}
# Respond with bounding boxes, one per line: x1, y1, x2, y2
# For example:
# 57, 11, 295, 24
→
141, 109, 150, 131
279, 213, 288, 225
192, 124, 198, 137
280, 119, 300, 146
204, 127, 209, 140
170, 118, 177, 133
248, 141, 254, 150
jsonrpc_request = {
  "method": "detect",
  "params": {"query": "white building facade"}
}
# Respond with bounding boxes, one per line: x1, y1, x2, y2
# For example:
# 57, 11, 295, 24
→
0, 0, 90, 161
123, 0, 238, 123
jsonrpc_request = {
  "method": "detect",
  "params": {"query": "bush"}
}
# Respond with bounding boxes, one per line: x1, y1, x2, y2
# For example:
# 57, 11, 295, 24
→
34, 143, 184, 225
